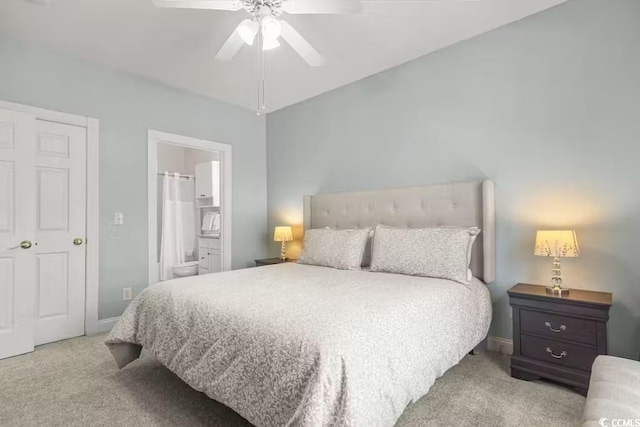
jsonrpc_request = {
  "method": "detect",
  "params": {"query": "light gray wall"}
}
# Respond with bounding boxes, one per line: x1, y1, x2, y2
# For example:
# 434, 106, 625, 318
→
267, 0, 640, 358
0, 38, 267, 320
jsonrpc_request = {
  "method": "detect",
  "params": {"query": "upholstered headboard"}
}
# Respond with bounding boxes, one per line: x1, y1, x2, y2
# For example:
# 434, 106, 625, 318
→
303, 180, 495, 284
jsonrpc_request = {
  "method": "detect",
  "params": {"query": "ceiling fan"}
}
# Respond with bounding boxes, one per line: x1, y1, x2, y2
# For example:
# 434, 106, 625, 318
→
153, 0, 365, 67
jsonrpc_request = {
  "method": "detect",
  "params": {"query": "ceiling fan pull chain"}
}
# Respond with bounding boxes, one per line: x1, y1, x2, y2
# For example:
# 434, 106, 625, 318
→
256, 31, 262, 115
261, 37, 267, 111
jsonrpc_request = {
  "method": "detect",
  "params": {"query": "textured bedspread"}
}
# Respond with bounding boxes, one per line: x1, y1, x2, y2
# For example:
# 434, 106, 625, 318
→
105, 263, 491, 427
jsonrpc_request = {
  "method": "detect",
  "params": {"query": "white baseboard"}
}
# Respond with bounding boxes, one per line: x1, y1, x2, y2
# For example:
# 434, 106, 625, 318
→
86, 316, 120, 335
487, 336, 513, 355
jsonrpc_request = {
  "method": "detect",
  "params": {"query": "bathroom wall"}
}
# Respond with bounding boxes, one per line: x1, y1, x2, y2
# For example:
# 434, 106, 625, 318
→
185, 148, 220, 173
156, 143, 220, 263
157, 143, 188, 175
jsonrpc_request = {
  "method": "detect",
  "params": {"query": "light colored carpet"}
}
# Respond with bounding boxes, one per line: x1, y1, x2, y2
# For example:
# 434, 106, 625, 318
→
0, 334, 585, 426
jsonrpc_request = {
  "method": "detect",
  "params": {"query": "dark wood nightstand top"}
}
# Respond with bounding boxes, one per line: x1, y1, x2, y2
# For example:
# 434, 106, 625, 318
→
508, 283, 612, 308
255, 258, 296, 266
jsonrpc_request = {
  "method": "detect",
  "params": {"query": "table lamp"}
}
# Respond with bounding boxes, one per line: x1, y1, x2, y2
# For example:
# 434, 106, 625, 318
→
534, 230, 580, 296
273, 226, 293, 261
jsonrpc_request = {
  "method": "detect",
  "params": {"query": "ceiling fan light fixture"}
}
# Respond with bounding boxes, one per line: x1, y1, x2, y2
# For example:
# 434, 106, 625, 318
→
261, 15, 282, 41
236, 19, 259, 45
262, 37, 280, 51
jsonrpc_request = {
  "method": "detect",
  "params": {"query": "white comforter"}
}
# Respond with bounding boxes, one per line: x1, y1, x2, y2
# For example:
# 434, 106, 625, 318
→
106, 263, 492, 427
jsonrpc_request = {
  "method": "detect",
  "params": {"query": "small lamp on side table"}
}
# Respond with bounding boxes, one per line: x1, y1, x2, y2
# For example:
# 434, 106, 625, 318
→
273, 226, 293, 261
534, 230, 580, 296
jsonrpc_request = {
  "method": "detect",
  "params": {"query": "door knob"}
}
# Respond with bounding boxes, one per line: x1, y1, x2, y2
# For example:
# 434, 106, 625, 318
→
73, 238, 84, 246
8, 240, 32, 250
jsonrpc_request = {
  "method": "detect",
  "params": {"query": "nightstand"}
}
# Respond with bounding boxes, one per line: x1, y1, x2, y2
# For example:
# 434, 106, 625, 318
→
508, 283, 612, 395
255, 258, 295, 267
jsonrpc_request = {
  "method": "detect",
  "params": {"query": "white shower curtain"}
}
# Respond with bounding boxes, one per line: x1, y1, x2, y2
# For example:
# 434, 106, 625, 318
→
160, 173, 186, 281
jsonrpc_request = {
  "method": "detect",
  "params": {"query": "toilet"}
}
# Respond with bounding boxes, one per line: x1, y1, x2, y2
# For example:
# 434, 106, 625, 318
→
172, 261, 199, 278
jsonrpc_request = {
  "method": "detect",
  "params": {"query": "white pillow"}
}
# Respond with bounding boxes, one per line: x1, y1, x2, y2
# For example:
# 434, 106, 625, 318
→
370, 225, 480, 284
298, 228, 372, 270
440, 226, 480, 281
321, 227, 375, 267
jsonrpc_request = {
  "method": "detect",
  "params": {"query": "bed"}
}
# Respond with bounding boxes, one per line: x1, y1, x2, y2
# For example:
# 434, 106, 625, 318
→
106, 180, 496, 427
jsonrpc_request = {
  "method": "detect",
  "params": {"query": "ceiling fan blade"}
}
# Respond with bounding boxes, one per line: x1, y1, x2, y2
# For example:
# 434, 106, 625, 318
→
281, 0, 362, 15
152, 0, 241, 11
215, 29, 245, 61
280, 21, 324, 67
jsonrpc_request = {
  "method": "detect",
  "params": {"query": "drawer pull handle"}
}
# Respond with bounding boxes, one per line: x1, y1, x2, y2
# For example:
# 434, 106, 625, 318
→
544, 322, 567, 333
546, 347, 567, 359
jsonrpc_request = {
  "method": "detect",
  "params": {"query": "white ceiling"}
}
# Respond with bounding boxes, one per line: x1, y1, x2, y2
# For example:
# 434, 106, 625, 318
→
0, 0, 566, 113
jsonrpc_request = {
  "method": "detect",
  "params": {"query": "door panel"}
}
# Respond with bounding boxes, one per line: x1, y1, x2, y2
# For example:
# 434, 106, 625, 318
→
37, 252, 69, 318
0, 121, 14, 149
0, 257, 14, 330
34, 120, 86, 346
0, 161, 15, 232
38, 167, 69, 230
0, 108, 36, 360
208, 250, 221, 274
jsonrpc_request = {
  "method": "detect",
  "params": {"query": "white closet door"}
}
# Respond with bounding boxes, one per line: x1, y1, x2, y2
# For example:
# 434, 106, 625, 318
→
0, 108, 37, 360
34, 120, 87, 346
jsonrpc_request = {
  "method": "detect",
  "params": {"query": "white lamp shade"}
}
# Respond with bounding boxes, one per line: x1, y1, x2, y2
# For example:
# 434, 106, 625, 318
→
236, 19, 259, 45
273, 226, 293, 242
534, 230, 580, 258
262, 37, 280, 51
261, 16, 281, 51
261, 16, 282, 40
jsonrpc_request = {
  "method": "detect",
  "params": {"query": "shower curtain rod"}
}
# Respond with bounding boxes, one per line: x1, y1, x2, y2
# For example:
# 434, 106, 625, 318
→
157, 173, 195, 180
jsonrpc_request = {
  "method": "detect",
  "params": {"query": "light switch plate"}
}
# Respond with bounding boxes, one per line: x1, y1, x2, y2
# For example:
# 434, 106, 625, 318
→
113, 212, 124, 225
123, 287, 132, 301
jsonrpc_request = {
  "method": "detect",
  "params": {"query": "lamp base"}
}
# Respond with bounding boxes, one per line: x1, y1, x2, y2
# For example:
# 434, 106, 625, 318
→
280, 240, 286, 262
546, 286, 570, 296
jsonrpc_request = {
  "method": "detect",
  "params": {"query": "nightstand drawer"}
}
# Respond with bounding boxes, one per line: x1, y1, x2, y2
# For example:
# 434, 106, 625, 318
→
521, 335, 597, 371
521, 309, 597, 344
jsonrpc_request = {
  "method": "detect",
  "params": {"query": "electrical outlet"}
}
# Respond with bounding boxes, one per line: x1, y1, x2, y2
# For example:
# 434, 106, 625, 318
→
123, 287, 133, 301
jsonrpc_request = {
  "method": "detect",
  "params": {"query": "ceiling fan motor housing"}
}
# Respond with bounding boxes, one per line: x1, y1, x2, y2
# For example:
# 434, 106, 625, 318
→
242, 0, 284, 16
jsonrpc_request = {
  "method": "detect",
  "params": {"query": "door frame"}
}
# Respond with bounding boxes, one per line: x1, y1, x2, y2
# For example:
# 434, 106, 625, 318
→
148, 130, 232, 285
0, 100, 101, 336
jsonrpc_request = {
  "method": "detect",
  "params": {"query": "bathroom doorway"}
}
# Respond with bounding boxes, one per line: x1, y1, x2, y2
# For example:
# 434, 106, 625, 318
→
147, 130, 232, 285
